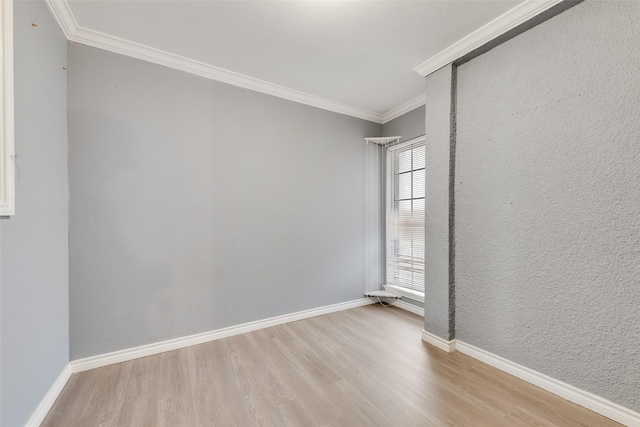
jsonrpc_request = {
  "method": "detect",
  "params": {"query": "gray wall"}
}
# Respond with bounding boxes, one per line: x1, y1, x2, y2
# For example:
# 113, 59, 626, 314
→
423, 66, 452, 338
456, 1, 640, 411
0, 1, 69, 425
382, 105, 425, 142
68, 43, 381, 359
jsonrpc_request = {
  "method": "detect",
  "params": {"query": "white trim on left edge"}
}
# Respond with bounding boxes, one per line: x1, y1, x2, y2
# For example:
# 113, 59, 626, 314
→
421, 330, 456, 353
0, 0, 15, 216
456, 341, 640, 427
44, 0, 383, 124
413, 0, 563, 77
71, 298, 374, 373
24, 364, 72, 427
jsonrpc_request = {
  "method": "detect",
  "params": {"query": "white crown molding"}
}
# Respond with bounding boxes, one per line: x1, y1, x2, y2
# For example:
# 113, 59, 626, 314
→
393, 300, 424, 317
44, 1, 383, 124
457, 341, 640, 427
71, 298, 374, 373
382, 94, 426, 124
414, 0, 563, 77
44, 0, 77, 39
24, 363, 72, 427
421, 330, 456, 353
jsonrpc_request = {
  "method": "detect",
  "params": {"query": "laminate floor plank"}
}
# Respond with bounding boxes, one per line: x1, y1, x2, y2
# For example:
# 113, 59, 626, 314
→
41, 305, 621, 427
116, 355, 162, 426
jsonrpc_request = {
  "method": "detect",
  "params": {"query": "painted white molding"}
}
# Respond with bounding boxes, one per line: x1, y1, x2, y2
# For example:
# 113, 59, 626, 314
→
456, 341, 640, 427
0, 0, 15, 216
382, 94, 426, 124
421, 330, 456, 353
71, 298, 374, 373
44, 0, 77, 39
44, 1, 383, 124
24, 363, 72, 427
414, 0, 563, 77
384, 283, 425, 302
393, 300, 424, 317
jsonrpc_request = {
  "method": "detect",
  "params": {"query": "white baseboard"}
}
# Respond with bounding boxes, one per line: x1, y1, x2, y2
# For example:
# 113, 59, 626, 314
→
71, 298, 373, 373
421, 329, 456, 352
456, 341, 640, 427
24, 363, 72, 427
393, 300, 424, 317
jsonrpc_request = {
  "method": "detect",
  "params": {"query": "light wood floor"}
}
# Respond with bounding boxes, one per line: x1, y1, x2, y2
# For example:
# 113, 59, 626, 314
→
42, 305, 620, 426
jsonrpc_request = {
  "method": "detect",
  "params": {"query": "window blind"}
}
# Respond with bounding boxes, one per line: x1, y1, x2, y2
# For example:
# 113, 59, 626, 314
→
386, 139, 425, 296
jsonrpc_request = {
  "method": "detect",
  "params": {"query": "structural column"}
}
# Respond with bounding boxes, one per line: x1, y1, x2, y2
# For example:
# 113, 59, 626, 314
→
423, 64, 456, 348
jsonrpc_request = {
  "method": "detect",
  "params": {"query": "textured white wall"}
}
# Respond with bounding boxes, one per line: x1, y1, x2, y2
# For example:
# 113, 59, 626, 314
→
456, 1, 640, 411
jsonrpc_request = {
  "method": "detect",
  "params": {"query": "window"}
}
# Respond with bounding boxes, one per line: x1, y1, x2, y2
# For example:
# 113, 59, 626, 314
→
385, 137, 425, 301
0, 0, 14, 216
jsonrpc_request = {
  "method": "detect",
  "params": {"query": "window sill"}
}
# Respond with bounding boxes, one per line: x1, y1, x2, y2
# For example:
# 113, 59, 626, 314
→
383, 285, 424, 303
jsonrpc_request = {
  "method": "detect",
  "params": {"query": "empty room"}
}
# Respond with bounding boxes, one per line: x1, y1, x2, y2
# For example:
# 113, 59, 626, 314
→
1, 0, 639, 425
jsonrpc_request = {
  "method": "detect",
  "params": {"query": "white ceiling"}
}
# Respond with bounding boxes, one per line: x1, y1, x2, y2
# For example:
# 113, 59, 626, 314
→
63, 0, 524, 120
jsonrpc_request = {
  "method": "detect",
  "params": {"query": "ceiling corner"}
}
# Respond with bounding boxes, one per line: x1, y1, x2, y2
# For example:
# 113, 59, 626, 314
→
43, 0, 384, 124
382, 94, 426, 125
45, 0, 77, 39
413, 0, 563, 77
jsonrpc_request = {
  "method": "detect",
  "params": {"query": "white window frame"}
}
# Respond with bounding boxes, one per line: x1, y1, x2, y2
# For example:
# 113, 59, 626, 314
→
384, 135, 426, 303
0, 0, 14, 216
